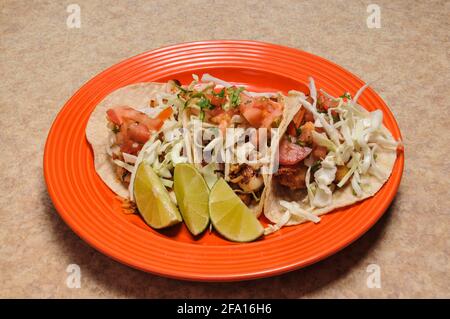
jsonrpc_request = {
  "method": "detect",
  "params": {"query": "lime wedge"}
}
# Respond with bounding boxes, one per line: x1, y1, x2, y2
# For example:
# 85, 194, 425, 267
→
134, 163, 182, 229
174, 163, 210, 235
209, 178, 263, 242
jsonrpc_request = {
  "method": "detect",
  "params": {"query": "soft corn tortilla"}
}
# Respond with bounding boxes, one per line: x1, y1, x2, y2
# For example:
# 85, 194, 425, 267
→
263, 96, 397, 226
86, 82, 167, 198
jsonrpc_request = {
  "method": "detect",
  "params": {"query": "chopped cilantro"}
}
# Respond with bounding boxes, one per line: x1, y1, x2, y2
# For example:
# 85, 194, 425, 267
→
197, 96, 214, 121
212, 88, 225, 98
340, 92, 352, 100
198, 96, 214, 110
296, 127, 302, 136
190, 92, 204, 99
227, 86, 245, 108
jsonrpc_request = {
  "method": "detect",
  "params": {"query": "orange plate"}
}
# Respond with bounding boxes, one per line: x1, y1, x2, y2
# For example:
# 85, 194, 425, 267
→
44, 41, 404, 281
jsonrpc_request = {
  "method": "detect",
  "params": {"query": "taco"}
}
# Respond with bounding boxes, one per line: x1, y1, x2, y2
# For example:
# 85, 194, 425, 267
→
86, 81, 190, 203
178, 74, 285, 216
86, 74, 286, 219
263, 78, 401, 234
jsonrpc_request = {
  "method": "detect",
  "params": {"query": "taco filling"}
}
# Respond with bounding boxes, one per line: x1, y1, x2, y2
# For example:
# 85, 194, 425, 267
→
176, 74, 284, 212
263, 78, 401, 234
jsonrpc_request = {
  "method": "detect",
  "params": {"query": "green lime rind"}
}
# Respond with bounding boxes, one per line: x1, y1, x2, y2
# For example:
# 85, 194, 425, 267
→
174, 163, 210, 236
209, 178, 263, 242
134, 163, 182, 229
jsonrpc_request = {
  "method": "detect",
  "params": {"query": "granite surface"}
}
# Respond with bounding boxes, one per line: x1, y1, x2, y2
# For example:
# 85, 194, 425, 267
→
1, 0, 449, 298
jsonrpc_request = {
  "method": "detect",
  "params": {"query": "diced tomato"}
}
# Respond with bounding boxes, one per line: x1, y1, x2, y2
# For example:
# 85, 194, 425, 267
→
240, 107, 263, 127
127, 123, 150, 144
239, 93, 255, 108
119, 138, 141, 154
209, 86, 226, 107
287, 122, 297, 137
260, 100, 283, 128
106, 108, 124, 125
106, 106, 140, 125
141, 117, 163, 131
317, 91, 339, 112
107, 106, 170, 155
156, 107, 173, 122
106, 106, 147, 125
278, 139, 312, 165
287, 106, 306, 136
293, 107, 306, 127
239, 93, 283, 128
107, 106, 162, 131
315, 126, 326, 134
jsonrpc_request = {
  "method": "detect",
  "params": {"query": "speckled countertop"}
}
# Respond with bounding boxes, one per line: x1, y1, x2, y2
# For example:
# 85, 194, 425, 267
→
1, 0, 449, 298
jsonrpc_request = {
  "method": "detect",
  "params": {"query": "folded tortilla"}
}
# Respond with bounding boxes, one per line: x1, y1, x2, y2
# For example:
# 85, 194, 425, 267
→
263, 96, 397, 226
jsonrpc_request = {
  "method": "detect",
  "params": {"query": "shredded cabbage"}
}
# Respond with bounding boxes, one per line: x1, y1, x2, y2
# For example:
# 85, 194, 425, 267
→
122, 152, 137, 164
337, 152, 360, 188
278, 79, 400, 218
311, 131, 337, 152
264, 210, 291, 235
314, 155, 337, 185
280, 201, 321, 223
312, 183, 333, 207
113, 159, 134, 173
